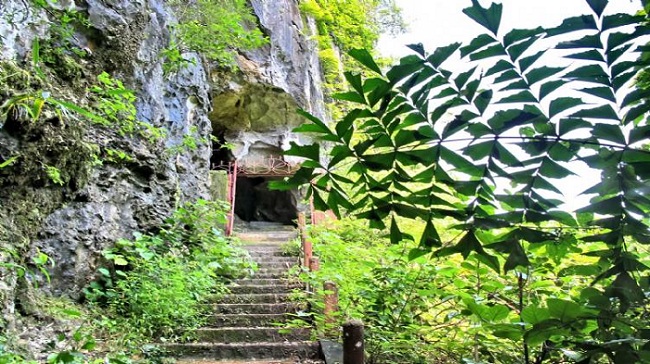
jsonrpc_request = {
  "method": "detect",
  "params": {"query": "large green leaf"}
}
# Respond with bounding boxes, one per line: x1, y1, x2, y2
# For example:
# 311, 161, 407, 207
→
488, 109, 540, 134
348, 49, 382, 74
455, 67, 478, 90
586, 0, 608, 18
547, 298, 583, 322
602, 13, 644, 31
606, 43, 633, 66
518, 50, 545, 72
420, 219, 441, 248
549, 97, 583, 118
556, 34, 602, 50
563, 64, 609, 85
607, 27, 650, 52
559, 118, 592, 135
344, 71, 364, 97
459, 34, 498, 58
386, 56, 426, 84
570, 104, 619, 120
473, 89, 493, 115
503, 27, 544, 48
546, 15, 598, 36
539, 80, 565, 100
427, 42, 462, 68
507, 35, 541, 61
469, 44, 507, 61
521, 306, 551, 325
592, 124, 626, 145
462, 0, 503, 36
525, 66, 565, 85
578, 86, 616, 103
464, 140, 495, 161
496, 90, 537, 104
440, 147, 483, 177
468, 302, 510, 323
565, 49, 605, 62
333, 91, 366, 104
485, 60, 514, 77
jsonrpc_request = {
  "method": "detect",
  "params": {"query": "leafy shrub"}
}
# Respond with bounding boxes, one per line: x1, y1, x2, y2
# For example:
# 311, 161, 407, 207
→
297, 219, 440, 362
166, 0, 267, 68
285, 0, 650, 362
86, 200, 254, 345
280, 238, 302, 257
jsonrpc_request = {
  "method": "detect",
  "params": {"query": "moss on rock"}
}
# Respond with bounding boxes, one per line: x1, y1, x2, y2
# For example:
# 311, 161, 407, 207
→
209, 84, 307, 132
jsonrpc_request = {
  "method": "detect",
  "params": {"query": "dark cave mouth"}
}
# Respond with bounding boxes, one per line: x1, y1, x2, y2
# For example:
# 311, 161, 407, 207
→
234, 176, 298, 226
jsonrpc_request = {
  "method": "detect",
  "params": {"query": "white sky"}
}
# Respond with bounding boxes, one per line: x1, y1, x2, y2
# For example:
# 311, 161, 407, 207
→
379, 0, 641, 57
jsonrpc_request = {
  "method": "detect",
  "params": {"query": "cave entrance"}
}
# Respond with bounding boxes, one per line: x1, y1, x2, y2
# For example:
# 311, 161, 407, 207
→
230, 155, 302, 229
234, 176, 298, 225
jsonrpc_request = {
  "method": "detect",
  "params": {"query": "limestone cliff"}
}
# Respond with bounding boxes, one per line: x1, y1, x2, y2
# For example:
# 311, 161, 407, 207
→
0, 0, 325, 352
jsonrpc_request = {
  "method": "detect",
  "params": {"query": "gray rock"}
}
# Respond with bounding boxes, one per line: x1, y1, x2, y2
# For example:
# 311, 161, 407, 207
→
0, 0, 328, 357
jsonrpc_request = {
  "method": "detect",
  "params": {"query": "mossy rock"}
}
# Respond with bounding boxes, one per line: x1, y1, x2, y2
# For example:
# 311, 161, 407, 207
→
209, 84, 306, 132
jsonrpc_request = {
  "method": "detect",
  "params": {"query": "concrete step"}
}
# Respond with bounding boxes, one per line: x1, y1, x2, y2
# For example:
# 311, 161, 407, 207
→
238, 232, 298, 244
248, 251, 287, 258
194, 327, 311, 343
208, 313, 294, 327
251, 257, 297, 263
229, 285, 302, 294
253, 258, 297, 265
177, 360, 323, 364
218, 294, 292, 304
234, 278, 299, 287
250, 271, 287, 279
244, 222, 297, 231
253, 264, 295, 271
255, 267, 292, 274
164, 341, 320, 360
215, 303, 304, 315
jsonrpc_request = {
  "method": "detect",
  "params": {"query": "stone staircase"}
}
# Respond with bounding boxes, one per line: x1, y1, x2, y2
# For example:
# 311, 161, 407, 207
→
170, 222, 322, 364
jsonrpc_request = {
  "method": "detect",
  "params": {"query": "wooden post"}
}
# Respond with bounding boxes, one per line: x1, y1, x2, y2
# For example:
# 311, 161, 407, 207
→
309, 256, 320, 272
323, 281, 339, 329
303, 239, 312, 269
343, 320, 364, 364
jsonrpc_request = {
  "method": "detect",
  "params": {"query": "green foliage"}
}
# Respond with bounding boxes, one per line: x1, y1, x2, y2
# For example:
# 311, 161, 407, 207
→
0, 247, 53, 289
85, 200, 254, 345
166, 0, 267, 68
29, 0, 90, 80
299, 0, 404, 119
44, 165, 64, 185
297, 219, 453, 362
280, 238, 302, 257
300, 0, 404, 52
283, 1, 650, 362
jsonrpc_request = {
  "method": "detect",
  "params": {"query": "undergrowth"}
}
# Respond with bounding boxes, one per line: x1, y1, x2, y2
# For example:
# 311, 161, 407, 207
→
1, 200, 254, 362
86, 200, 255, 348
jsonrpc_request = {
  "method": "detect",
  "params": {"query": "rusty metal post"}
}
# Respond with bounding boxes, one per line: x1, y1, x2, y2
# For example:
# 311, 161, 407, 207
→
323, 281, 339, 329
309, 256, 320, 272
303, 239, 313, 270
226, 161, 238, 237
343, 320, 364, 364
298, 212, 306, 244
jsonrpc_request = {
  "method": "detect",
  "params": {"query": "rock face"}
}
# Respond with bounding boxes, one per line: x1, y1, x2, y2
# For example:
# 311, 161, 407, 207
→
210, 0, 326, 166
0, 0, 324, 352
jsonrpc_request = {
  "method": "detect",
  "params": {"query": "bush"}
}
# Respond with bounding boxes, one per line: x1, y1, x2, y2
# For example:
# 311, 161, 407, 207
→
86, 200, 254, 345
166, 0, 267, 68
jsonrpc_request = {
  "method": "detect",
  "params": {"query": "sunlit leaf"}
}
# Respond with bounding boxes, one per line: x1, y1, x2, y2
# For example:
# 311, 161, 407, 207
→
427, 42, 462, 68
349, 48, 382, 74
462, 0, 503, 36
